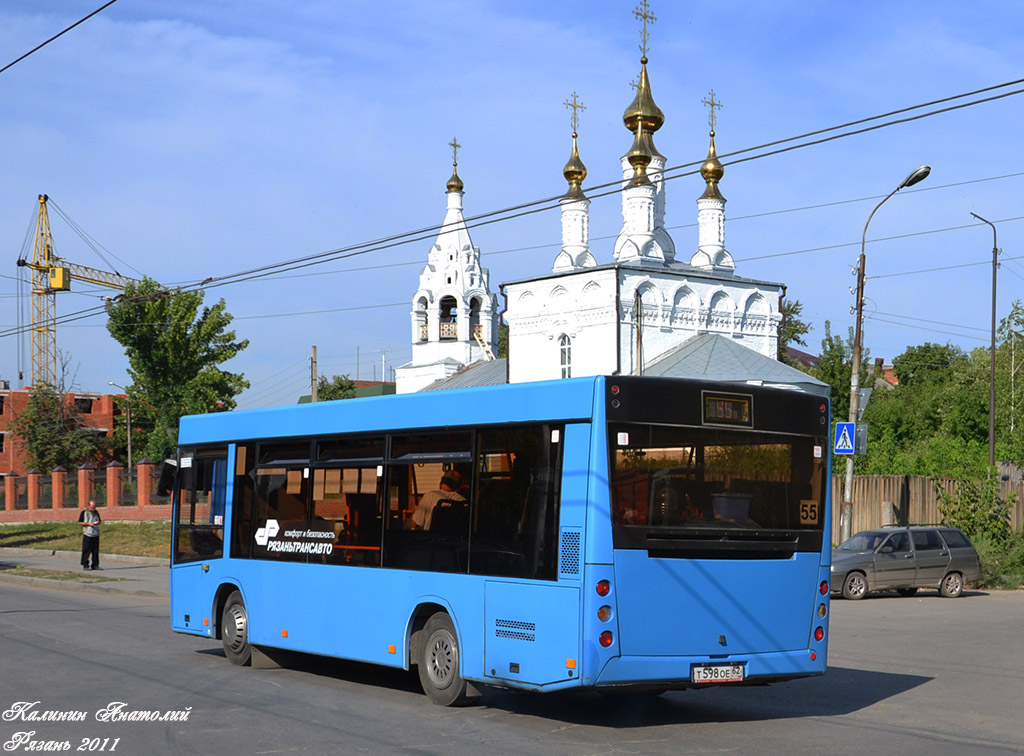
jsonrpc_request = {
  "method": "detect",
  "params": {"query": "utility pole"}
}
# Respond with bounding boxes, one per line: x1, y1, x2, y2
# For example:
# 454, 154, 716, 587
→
311, 345, 318, 403
970, 213, 999, 468
841, 165, 930, 543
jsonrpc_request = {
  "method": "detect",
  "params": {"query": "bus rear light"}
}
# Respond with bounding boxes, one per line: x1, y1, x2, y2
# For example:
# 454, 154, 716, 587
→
611, 385, 620, 395
817, 603, 827, 619
599, 631, 614, 648
596, 580, 611, 597
597, 605, 613, 622
819, 581, 829, 595
814, 626, 824, 642
810, 651, 817, 661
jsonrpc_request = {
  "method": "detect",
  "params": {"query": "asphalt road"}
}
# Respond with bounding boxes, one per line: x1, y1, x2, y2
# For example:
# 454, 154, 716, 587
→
0, 582, 1021, 756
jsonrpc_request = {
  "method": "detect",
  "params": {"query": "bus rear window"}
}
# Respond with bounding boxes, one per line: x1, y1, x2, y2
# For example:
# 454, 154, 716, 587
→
610, 424, 824, 531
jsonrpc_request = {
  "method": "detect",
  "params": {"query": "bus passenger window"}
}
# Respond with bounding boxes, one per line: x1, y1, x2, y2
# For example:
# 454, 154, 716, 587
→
382, 432, 472, 574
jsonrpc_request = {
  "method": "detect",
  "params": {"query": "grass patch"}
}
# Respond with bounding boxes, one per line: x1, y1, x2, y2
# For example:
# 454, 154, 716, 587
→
0, 521, 171, 559
0, 564, 124, 583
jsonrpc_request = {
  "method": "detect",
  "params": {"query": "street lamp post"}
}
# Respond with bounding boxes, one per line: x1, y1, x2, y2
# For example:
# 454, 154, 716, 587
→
969, 212, 999, 469
840, 165, 931, 544
108, 381, 132, 484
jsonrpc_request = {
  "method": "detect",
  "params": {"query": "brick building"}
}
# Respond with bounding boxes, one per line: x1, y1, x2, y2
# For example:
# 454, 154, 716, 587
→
0, 385, 120, 477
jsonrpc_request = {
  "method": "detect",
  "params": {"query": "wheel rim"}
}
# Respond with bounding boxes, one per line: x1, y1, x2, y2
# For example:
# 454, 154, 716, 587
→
847, 575, 866, 598
426, 632, 455, 689
224, 603, 247, 654
944, 574, 962, 595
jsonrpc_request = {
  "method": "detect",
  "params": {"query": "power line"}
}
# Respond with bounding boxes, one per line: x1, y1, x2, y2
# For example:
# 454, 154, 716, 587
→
148, 77, 1024, 297
0, 1, 119, 77
5, 80, 1024, 341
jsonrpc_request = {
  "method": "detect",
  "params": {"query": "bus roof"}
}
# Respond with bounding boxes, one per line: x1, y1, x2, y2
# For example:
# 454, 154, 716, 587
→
178, 375, 604, 446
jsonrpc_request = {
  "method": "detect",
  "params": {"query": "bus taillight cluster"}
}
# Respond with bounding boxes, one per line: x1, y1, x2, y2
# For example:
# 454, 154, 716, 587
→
596, 580, 614, 647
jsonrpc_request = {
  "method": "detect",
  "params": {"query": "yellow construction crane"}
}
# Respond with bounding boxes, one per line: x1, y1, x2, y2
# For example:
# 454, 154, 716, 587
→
17, 194, 141, 388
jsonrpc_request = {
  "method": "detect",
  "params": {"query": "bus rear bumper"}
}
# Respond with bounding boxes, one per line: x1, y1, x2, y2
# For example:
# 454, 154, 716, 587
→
593, 649, 826, 688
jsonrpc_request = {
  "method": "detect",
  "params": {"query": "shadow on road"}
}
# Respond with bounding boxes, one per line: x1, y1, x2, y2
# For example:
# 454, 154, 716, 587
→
196, 644, 930, 726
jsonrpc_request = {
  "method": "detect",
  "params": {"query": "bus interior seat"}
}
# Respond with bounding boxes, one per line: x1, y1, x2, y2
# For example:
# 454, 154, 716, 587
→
429, 499, 469, 535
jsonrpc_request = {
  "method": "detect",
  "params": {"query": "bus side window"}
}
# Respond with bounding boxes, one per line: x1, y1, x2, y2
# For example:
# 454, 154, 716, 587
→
173, 450, 227, 564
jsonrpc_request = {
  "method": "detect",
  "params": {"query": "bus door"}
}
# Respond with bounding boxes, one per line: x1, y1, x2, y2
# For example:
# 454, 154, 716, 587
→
171, 448, 228, 634
478, 423, 580, 687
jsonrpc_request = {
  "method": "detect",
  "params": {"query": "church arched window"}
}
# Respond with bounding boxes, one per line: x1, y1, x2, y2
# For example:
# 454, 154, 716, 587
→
439, 296, 458, 340
559, 334, 572, 379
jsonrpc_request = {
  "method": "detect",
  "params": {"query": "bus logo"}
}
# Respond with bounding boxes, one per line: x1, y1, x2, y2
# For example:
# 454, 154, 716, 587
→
255, 519, 280, 547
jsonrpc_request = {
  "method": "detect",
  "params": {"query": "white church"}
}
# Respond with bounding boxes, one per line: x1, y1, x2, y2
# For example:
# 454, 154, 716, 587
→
395, 19, 825, 397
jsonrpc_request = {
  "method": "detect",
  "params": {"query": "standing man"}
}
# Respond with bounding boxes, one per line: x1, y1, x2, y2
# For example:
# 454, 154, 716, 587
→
79, 500, 101, 570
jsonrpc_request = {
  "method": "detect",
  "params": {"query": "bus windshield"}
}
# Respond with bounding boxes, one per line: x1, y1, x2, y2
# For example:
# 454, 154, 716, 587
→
610, 423, 825, 531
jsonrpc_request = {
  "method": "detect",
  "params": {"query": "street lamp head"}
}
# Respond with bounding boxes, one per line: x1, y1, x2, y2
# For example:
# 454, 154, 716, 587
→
899, 165, 931, 190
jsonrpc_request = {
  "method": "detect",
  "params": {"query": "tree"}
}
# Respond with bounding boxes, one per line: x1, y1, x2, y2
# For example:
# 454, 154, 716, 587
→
810, 320, 869, 421
777, 298, 811, 364
892, 342, 965, 386
9, 385, 106, 472
317, 374, 356, 401
106, 278, 249, 460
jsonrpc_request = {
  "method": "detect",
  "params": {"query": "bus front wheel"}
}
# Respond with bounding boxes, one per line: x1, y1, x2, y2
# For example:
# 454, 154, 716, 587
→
222, 591, 252, 666
418, 613, 468, 706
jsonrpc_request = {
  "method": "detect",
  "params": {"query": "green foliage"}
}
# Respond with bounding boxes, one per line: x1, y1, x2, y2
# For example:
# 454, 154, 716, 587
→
970, 531, 1024, 590
892, 342, 965, 386
7, 385, 106, 472
936, 472, 1013, 544
317, 374, 356, 401
810, 320, 869, 431
859, 340, 990, 476
105, 278, 249, 461
777, 298, 811, 364
497, 322, 508, 359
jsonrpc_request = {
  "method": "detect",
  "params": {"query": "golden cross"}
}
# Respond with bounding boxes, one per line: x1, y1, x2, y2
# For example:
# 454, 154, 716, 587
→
633, 0, 657, 58
702, 90, 723, 132
448, 136, 461, 165
564, 91, 586, 135
629, 76, 639, 91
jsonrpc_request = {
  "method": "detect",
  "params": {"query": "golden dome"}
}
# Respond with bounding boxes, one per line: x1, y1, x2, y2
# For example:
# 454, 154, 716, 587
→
623, 60, 665, 135
699, 130, 725, 200
446, 163, 464, 193
626, 122, 655, 185
563, 133, 588, 197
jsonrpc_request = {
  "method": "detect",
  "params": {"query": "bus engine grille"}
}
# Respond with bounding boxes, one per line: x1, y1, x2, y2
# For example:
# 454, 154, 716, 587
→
495, 619, 536, 642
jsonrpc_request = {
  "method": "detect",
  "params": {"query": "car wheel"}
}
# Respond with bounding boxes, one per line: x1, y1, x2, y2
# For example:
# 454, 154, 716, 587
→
896, 587, 919, 597
222, 591, 252, 666
418, 613, 469, 706
842, 572, 868, 600
939, 572, 963, 599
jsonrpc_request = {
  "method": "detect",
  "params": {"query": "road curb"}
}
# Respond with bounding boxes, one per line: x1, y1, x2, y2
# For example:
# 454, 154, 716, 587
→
0, 546, 166, 566
0, 570, 167, 599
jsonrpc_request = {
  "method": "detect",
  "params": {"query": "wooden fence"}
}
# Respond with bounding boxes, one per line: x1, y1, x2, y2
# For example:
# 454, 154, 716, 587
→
829, 475, 1024, 545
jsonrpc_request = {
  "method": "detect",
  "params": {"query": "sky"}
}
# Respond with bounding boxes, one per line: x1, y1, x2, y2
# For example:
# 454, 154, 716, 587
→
0, 0, 1021, 408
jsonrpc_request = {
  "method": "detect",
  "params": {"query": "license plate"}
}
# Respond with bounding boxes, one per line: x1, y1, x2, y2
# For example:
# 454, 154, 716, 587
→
691, 663, 745, 684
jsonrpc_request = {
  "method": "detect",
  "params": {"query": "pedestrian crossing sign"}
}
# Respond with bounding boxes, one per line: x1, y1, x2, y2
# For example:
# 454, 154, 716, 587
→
834, 422, 855, 455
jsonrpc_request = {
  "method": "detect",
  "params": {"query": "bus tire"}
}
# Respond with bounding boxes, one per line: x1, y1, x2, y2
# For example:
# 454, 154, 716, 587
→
939, 572, 963, 598
841, 572, 867, 600
222, 591, 252, 666
418, 613, 468, 706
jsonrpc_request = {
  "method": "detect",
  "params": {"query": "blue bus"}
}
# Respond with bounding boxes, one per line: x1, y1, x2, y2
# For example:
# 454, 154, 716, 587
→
171, 375, 831, 705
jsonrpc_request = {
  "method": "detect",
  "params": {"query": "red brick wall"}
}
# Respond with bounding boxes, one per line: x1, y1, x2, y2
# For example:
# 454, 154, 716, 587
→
0, 389, 120, 477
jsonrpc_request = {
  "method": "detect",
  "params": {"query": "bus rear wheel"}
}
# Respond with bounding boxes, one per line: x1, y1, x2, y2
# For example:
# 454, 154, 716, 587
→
418, 613, 468, 706
222, 591, 252, 666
